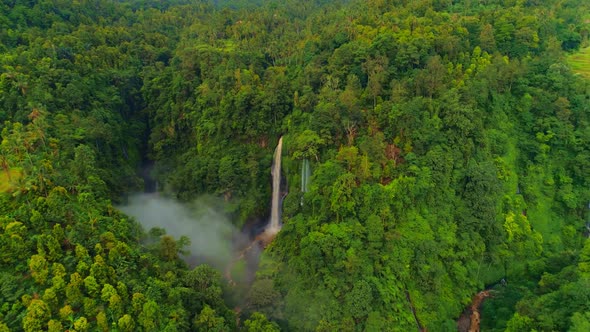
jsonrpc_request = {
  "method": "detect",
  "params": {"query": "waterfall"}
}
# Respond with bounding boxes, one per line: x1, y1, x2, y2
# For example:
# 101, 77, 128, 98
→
301, 158, 311, 193
226, 137, 284, 283
268, 136, 283, 233
300, 158, 311, 206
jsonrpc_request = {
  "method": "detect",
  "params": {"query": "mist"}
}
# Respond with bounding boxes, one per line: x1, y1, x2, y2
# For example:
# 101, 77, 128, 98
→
119, 193, 240, 269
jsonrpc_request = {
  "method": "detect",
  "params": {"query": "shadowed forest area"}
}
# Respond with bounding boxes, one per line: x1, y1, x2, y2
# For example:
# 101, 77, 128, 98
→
1, 0, 590, 331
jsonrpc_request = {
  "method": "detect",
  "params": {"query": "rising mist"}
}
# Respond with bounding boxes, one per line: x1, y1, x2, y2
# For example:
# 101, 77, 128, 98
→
119, 193, 240, 269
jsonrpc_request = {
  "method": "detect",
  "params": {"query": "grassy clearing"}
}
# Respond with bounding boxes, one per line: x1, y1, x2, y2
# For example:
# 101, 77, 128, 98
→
0, 168, 22, 193
229, 259, 247, 284
567, 47, 590, 78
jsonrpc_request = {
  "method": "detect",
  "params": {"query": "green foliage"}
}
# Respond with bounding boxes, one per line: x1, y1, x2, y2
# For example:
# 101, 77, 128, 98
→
193, 305, 230, 332
570, 311, 590, 332
244, 312, 280, 332
0, 70, 232, 331
1, 0, 590, 331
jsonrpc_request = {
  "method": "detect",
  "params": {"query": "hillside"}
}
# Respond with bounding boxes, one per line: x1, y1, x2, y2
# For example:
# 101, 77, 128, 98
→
1, 0, 589, 331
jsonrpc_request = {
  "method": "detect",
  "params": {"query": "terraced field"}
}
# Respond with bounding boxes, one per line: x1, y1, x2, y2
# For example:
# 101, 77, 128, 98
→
567, 46, 590, 78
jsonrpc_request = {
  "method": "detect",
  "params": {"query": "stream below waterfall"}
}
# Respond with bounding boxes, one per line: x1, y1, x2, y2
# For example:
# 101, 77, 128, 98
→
457, 280, 507, 331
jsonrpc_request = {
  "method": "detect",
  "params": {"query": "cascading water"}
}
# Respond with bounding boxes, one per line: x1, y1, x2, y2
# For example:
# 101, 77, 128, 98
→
225, 137, 285, 286
267, 136, 283, 234
300, 158, 311, 206
301, 158, 311, 193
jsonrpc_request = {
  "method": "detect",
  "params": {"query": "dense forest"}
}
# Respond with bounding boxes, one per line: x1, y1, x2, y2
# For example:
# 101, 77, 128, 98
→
1, 0, 589, 331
